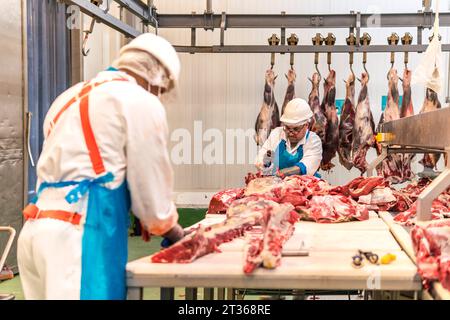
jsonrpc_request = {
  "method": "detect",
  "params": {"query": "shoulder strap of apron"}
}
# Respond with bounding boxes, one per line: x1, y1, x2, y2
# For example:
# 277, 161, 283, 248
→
47, 77, 128, 175
47, 78, 128, 136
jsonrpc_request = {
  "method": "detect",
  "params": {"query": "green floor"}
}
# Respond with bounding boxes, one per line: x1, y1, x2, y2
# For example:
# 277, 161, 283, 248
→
0, 209, 207, 300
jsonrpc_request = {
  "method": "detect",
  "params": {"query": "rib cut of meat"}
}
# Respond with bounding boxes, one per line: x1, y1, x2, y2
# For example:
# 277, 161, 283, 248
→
151, 199, 275, 263
377, 68, 404, 184
255, 70, 280, 146
321, 70, 339, 171
308, 72, 327, 144
243, 203, 298, 273
419, 87, 442, 169
352, 73, 375, 173
207, 188, 245, 214
298, 195, 369, 223
281, 69, 296, 116
338, 73, 356, 170
411, 219, 450, 290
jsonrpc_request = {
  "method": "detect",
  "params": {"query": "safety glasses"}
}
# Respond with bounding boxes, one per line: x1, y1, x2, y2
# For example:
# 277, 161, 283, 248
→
283, 124, 307, 134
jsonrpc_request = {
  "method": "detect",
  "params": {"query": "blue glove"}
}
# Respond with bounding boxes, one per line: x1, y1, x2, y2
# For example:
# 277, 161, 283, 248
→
160, 224, 185, 248
160, 237, 173, 248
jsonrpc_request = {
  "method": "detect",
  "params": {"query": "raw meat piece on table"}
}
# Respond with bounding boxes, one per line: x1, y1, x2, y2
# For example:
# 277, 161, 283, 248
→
243, 203, 298, 273
151, 199, 277, 263
297, 195, 369, 223
207, 188, 245, 214
244, 176, 283, 197
411, 219, 450, 290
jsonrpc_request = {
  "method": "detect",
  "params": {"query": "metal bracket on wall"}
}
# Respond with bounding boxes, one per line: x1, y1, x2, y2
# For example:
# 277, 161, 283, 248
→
190, 11, 196, 54
310, 16, 324, 27
280, 11, 286, 54
204, 0, 214, 31
355, 11, 361, 47
220, 12, 226, 46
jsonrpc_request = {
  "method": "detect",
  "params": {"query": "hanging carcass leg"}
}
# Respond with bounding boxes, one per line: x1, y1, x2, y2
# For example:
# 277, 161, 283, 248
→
281, 68, 296, 116
352, 73, 375, 174
400, 68, 415, 181
376, 68, 404, 183
419, 87, 442, 171
308, 72, 327, 145
321, 70, 339, 171
338, 73, 356, 170
255, 69, 280, 146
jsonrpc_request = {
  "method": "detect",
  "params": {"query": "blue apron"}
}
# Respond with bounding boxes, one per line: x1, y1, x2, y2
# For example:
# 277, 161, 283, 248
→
273, 130, 321, 178
26, 77, 131, 300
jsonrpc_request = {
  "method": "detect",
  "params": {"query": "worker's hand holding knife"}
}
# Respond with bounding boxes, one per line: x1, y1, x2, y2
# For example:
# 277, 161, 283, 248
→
160, 223, 192, 248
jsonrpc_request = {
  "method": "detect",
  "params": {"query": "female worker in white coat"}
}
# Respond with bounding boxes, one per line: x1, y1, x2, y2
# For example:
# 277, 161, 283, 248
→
17, 33, 185, 300
255, 98, 323, 177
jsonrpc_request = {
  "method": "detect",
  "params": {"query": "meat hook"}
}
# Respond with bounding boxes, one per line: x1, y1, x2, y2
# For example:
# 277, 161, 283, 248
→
314, 63, 322, 83
268, 33, 280, 71
82, 18, 96, 57
356, 63, 370, 83
357, 33, 371, 83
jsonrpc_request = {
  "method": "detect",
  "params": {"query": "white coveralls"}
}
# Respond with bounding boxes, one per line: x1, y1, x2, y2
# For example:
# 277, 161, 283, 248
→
17, 70, 178, 299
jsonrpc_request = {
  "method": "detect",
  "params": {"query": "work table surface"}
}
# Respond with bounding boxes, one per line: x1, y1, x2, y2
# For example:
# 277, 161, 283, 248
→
127, 212, 420, 291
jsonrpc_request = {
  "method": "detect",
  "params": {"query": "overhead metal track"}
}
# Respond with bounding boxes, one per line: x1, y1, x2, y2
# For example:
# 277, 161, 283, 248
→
157, 12, 445, 29
174, 44, 450, 53
64, 0, 141, 38
113, 0, 149, 21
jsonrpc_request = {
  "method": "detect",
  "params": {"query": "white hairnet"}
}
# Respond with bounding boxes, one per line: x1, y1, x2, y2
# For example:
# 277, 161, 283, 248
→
112, 49, 174, 92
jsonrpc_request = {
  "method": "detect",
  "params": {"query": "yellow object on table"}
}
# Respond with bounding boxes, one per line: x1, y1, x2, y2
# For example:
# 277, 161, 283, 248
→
381, 253, 397, 264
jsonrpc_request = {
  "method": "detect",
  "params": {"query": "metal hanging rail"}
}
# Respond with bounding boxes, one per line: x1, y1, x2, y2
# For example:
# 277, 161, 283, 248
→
156, 12, 444, 29
174, 44, 450, 53
63, 1, 450, 54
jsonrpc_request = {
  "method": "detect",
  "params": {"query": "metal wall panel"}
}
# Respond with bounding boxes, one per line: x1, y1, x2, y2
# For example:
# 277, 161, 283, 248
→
0, 0, 26, 271
27, 0, 71, 200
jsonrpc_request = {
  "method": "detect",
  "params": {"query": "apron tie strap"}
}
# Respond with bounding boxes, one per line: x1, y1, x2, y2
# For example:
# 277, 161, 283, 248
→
65, 172, 114, 204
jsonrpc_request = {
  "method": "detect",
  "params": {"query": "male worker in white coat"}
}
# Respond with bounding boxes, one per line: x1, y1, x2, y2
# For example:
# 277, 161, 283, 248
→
17, 33, 185, 300
255, 98, 323, 177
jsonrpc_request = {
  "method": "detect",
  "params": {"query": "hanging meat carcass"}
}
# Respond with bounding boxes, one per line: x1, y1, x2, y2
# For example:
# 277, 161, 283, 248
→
400, 68, 415, 181
352, 73, 375, 174
419, 87, 442, 170
254, 69, 280, 146
338, 73, 356, 170
320, 70, 339, 171
281, 69, 296, 116
308, 72, 327, 144
377, 68, 404, 183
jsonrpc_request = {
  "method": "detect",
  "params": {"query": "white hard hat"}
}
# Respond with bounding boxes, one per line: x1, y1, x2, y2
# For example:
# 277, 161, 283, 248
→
280, 98, 313, 125
120, 33, 180, 85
